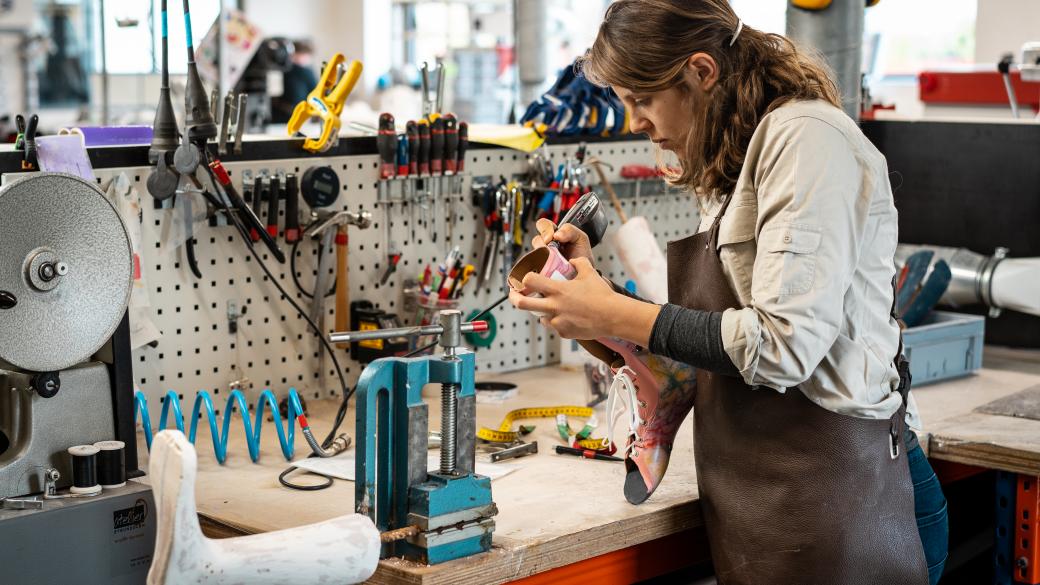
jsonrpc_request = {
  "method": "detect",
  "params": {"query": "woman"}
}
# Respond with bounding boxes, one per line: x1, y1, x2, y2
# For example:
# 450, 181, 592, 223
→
509, 1, 948, 584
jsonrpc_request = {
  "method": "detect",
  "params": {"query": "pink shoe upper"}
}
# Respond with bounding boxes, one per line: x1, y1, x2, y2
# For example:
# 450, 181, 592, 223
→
597, 337, 697, 495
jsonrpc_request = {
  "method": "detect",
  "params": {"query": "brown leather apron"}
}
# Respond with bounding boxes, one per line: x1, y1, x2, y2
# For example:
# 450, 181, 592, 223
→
667, 195, 928, 585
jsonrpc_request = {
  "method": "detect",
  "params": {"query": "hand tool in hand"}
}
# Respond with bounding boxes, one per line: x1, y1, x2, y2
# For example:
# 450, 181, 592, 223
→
554, 444, 623, 462
286, 54, 363, 153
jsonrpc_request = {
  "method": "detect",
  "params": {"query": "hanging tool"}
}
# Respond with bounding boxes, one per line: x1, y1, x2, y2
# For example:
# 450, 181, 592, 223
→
407, 121, 420, 241
284, 173, 301, 243
307, 210, 373, 350
417, 120, 432, 235
218, 92, 248, 156
419, 61, 445, 121
456, 121, 469, 195
15, 114, 39, 171
267, 173, 281, 239
377, 113, 400, 282
286, 54, 363, 153
443, 114, 459, 243
250, 174, 264, 242
430, 117, 446, 242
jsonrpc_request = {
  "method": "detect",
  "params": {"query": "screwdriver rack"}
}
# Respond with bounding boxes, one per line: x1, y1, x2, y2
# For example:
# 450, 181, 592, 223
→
9, 138, 697, 416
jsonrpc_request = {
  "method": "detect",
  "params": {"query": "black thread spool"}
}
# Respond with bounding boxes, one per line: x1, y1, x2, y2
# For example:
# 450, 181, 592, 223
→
67, 445, 100, 495
94, 440, 127, 489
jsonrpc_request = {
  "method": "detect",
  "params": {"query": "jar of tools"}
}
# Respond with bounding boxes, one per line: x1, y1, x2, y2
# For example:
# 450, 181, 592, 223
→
402, 281, 461, 354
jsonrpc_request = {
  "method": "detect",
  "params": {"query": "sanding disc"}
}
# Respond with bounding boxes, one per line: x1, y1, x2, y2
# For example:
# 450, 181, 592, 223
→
0, 173, 132, 372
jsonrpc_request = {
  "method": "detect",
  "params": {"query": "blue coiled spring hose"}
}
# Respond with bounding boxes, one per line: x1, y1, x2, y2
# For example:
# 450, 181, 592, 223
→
134, 388, 308, 464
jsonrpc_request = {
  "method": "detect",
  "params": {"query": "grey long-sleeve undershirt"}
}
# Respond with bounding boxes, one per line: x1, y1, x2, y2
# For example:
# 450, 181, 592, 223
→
608, 280, 739, 376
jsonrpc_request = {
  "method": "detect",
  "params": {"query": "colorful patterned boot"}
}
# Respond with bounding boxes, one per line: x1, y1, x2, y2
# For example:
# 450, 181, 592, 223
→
580, 338, 697, 504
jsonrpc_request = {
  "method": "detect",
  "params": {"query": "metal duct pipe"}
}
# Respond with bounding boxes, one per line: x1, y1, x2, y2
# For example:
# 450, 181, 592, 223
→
895, 244, 1040, 318
785, 0, 864, 119
515, 0, 548, 107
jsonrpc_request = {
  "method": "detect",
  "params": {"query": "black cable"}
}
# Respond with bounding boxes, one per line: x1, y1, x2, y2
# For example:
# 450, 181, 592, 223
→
200, 158, 352, 450
278, 465, 333, 491
290, 218, 336, 300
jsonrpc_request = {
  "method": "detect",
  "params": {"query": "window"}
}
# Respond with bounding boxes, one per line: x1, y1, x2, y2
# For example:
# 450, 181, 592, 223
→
92, 0, 220, 75
864, 0, 976, 77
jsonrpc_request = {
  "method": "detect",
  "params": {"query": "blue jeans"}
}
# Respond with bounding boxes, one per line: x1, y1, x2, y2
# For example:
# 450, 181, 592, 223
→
907, 439, 949, 585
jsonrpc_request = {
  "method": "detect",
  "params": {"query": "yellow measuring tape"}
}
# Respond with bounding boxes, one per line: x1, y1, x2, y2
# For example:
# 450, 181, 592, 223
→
478, 405, 610, 450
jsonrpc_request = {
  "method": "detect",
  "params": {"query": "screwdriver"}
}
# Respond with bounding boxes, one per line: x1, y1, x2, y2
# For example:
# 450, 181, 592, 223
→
443, 114, 458, 175
554, 445, 623, 462
376, 113, 398, 268
267, 173, 281, 239
406, 121, 420, 241
406, 121, 419, 176
377, 113, 397, 180
284, 173, 300, 243
396, 133, 409, 178
417, 120, 431, 176
250, 175, 264, 242
430, 117, 445, 176
457, 121, 468, 173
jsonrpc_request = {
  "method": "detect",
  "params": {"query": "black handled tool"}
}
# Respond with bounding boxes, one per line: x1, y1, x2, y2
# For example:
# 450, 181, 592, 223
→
418, 120, 431, 176
443, 114, 458, 175
457, 121, 468, 173
267, 174, 281, 239
284, 173, 300, 243
406, 121, 419, 176
250, 175, 264, 242
377, 113, 397, 180
430, 117, 445, 176
554, 445, 622, 462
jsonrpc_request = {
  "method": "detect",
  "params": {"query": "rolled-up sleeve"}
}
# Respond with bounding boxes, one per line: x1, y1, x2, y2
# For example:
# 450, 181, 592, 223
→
721, 117, 870, 390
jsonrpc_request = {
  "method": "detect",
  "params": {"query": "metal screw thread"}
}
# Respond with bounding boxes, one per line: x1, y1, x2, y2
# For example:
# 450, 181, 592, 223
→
440, 382, 459, 474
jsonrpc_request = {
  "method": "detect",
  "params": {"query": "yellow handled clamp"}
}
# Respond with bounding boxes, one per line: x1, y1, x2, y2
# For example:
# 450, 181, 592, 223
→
287, 54, 363, 153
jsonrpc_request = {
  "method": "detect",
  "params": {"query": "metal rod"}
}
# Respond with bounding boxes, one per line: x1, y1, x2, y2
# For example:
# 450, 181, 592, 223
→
329, 320, 487, 344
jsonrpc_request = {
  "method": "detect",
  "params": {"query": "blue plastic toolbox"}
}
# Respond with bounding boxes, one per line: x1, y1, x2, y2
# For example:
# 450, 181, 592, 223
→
902, 310, 985, 386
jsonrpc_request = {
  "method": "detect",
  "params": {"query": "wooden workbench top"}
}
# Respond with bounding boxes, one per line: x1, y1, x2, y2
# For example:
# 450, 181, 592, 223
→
136, 366, 703, 585
136, 346, 1040, 584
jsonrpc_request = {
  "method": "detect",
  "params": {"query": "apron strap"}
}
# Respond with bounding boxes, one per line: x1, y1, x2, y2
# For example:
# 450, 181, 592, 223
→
705, 193, 735, 251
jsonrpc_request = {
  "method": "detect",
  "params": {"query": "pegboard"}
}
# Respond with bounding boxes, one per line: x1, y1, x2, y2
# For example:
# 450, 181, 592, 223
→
76, 139, 696, 415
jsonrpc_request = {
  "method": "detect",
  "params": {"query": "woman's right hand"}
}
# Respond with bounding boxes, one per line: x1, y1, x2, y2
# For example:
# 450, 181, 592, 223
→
533, 218, 595, 265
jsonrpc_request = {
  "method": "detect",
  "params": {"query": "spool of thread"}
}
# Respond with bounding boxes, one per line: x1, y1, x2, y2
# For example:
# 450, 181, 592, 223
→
67, 445, 101, 495
94, 440, 127, 489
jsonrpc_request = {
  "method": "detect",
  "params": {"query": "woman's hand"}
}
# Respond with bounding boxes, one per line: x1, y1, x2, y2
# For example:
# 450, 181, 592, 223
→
532, 218, 594, 264
509, 257, 660, 344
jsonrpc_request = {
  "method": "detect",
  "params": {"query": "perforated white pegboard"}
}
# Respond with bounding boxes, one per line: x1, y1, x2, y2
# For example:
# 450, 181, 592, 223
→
79, 139, 695, 414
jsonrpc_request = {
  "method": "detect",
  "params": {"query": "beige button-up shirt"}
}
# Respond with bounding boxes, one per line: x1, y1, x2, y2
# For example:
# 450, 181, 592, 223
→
702, 99, 919, 427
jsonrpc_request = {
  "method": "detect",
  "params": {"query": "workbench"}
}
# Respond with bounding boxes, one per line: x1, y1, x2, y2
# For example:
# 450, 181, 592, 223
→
135, 346, 1040, 585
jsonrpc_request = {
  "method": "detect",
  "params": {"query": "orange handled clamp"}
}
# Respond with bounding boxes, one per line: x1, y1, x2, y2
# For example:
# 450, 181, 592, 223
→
287, 54, 363, 153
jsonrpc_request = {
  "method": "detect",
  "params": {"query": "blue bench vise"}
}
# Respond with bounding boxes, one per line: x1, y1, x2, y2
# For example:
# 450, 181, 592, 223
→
330, 310, 497, 564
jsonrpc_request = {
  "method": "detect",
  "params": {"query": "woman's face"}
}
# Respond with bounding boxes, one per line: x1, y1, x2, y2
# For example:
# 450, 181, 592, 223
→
613, 85, 692, 152
611, 53, 718, 154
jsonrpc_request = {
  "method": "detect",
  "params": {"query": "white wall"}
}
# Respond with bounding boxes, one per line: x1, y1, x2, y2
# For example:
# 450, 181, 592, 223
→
975, 0, 1040, 64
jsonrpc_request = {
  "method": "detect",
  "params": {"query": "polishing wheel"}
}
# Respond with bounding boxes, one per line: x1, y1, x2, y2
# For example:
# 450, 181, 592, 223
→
0, 173, 133, 372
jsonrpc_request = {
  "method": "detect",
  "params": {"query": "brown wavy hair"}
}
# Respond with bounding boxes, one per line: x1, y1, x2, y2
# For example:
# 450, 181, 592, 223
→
579, 0, 841, 198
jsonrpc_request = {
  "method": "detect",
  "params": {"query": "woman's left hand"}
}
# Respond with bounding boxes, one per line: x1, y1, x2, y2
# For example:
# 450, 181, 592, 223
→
508, 257, 619, 340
